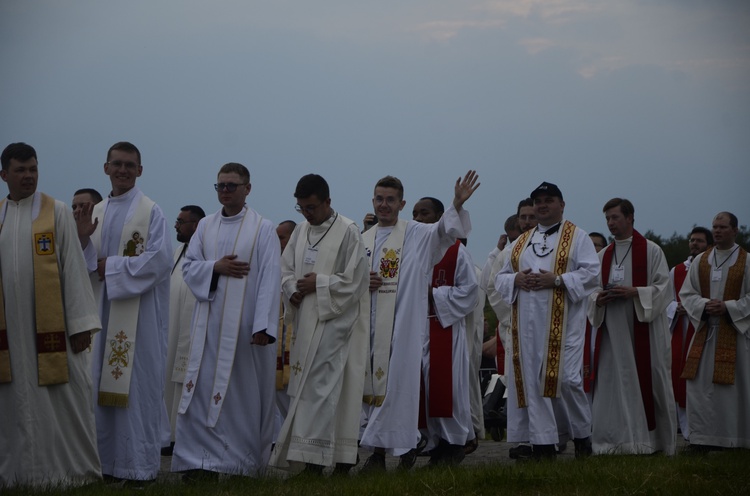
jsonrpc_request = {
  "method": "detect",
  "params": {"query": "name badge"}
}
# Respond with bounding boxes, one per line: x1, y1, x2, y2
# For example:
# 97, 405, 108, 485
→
712, 268, 722, 282
612, 266, 625, 282
304, 246, 318, 265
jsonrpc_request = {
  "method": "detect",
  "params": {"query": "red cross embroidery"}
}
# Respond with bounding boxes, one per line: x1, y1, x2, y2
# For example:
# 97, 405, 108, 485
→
213, 392, 222, 405
185, 380, 194, 393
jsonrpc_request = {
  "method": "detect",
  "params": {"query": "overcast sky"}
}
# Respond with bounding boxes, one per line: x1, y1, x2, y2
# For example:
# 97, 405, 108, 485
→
2, 0, 748, 263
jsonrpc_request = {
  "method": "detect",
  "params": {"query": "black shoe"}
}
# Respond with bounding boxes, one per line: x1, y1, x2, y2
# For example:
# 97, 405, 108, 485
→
509, 444, 533, 460
682, 443, 721, 456
360, 453, 386, 474
428, 441, 466, 467
182, 469, 220, 484
574, 437, 593, 458
161, 442, 175, 457
397, 435, 428, 470
122, 478, 156, 489
532, 444, 557, 461
464, 436, 479, 455
302, 463, 325, 476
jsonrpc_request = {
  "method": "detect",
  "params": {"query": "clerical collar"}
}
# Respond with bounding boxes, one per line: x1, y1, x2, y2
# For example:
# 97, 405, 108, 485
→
537, 222, 562, 235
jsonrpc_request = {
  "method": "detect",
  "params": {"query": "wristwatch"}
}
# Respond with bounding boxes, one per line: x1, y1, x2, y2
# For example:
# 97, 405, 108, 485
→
554, 275, 562, 288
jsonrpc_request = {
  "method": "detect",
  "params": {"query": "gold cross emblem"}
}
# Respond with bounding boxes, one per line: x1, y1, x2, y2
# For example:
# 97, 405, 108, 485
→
375, 367, 385, 380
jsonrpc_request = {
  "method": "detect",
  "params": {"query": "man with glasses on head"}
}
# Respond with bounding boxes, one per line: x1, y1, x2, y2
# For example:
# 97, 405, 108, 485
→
80, 141, 172, 485
270, 174, 369, 475
359, 171, 479, 472
163, 205, 205, 456
171, 163, 280, 480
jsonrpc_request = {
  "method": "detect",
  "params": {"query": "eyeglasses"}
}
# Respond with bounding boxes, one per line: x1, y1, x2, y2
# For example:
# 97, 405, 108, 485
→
107, 160, 140, 170
295, 202, 322, 214
175, 219, 197, 226
373, 195, 400, 206
214, 182, 247, 192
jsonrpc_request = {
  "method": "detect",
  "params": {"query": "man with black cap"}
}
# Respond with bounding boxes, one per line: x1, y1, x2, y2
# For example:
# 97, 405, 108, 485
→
494, 181, 600, 460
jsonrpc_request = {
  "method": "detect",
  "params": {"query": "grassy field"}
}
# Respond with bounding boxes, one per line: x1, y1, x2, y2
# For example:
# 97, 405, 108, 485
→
5, 450, 750, 496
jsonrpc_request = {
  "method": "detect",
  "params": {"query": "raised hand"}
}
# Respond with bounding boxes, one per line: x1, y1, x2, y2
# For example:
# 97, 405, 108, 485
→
453, 170, 480, 210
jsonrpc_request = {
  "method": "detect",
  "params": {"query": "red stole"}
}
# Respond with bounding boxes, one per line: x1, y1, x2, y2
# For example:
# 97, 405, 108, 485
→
427, 241, 460, 418
599, 230, 655, 430
670, 262, 693, 407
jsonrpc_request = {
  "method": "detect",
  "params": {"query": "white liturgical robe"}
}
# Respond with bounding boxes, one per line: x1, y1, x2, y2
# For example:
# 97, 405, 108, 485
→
0, 193, 102, 488
270, 212, 369, 470
360, 205, 471, 455
680, 245, 750, 449
171, 206, 280, 476
90, 187, 172, 480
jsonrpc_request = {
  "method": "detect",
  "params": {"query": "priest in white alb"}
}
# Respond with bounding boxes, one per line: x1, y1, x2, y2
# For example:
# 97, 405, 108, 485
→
0, 142, 102, 488
171, 163, 280, 479
358, 171, 479, 472
270, 174, 369, 475
680, 212, 750, 451
163, 205, 205, 454
412, 196, 477, 466
495, 182, 599, 460
84, 141, 172, 483
588, 198, 675, 455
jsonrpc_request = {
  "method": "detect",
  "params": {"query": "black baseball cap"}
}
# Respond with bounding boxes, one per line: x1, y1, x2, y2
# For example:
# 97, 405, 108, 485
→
530, 181, 563, 200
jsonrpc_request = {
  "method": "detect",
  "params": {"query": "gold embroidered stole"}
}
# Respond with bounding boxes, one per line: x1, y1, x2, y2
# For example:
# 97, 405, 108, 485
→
681, 247, 746, 384
95, 193, 155, 407
510, 221, 576, 407
0, 194, 69, 385
362, 220, 407, 406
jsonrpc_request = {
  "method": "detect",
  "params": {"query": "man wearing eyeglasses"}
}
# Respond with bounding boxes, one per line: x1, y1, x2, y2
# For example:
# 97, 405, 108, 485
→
495, 182, 599, 461
171, 163, 280, 480
163, 205, 205, 456
82, 141, 173, 485
359, 171, 479, 472
270, 174, 369, 475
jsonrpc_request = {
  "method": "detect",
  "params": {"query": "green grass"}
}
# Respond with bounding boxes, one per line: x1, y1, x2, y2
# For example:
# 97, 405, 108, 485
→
5, 450, 750, 495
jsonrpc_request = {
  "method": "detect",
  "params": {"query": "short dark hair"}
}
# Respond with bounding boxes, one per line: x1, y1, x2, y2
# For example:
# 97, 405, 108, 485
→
107, 141, 141, 164
74, 188, 103, 204
690, 226, 713, 246
1, 142, 37, 170
504, 214, 519, 233
715, 211, 738, 229
218, 162, 250, 183
294, 174, 330, 201
278, 220, 296, 229
603, 198, 635, 218
375, 176, 404, 199
516, 198, 533, 215
589, 232, 608, 247
419, 197, 444, 216
181, 205, 206, 220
